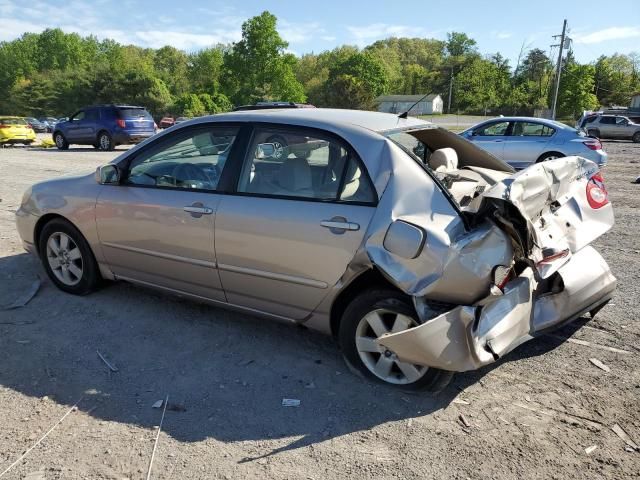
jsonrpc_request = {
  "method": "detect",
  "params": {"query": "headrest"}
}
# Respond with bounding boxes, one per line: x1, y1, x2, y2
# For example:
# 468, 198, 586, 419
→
429, 148, 458, 172
192, 133, 218, 155
279, 158, 312, 192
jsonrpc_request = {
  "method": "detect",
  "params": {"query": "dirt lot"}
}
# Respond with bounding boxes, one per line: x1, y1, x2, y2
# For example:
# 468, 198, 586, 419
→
0, 138, 639, 480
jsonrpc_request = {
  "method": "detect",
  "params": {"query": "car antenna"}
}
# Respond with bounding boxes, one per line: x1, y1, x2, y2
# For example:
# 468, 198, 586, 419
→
398, 93, 431, 119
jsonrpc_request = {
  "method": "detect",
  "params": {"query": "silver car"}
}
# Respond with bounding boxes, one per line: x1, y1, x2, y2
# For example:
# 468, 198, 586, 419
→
582, 115, 640, 143
460, 116, 608, 169
16, 109, 616, 391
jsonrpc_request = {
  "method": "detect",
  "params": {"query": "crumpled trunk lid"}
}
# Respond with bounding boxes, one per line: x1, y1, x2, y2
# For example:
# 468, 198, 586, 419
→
471, 156, 613, 277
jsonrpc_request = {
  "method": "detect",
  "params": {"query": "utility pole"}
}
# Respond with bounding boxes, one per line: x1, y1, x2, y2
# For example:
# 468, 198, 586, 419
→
447, 66, 453, 113
551, 19, 568, 120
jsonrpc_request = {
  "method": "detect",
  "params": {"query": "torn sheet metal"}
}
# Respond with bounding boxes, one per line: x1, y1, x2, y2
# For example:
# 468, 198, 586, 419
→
364, 140, 512, 305
376, 268, 537, 371
477, 156, 614, 275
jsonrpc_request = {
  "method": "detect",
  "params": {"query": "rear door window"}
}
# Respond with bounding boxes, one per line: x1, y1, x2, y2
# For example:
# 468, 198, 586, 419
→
85, 109, 99, 121
599, 117, 615, 125
237, 127, 376, 203
512, 121, 555, 136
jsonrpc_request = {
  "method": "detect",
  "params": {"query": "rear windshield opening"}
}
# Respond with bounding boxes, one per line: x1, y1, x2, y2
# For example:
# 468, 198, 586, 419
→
117, 108, 152, 119
0, 118, 27, 125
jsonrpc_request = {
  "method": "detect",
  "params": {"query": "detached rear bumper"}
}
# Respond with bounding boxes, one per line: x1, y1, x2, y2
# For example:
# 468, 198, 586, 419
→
377, 246, 616, 372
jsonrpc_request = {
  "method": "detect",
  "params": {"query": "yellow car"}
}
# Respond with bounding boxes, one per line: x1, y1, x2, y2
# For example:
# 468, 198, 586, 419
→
0, 116, 36, 146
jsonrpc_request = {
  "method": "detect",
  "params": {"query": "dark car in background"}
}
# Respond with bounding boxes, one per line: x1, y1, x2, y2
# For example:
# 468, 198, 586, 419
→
158, 116, 175, 129
39, 117, 59, 132
26, 117, 48, 133
53, 105, 155, 151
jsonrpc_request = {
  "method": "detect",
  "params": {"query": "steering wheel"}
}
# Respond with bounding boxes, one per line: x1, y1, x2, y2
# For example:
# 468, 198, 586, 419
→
172, 163, 210, 188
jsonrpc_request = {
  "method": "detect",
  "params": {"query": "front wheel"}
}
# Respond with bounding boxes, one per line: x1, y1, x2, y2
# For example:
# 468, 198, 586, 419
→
97, 131, 114, 151
38, 218, 101, 295
338, 289, 453, 392
54, 132, 69, 150
632, 132, 640, 143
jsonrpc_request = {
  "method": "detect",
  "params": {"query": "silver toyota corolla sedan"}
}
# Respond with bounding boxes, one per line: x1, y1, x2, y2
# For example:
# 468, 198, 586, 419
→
16, 109, 616, 391
460, 116, 608, 169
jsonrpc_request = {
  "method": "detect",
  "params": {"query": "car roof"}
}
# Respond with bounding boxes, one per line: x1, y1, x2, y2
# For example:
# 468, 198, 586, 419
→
186, 108, 431, 134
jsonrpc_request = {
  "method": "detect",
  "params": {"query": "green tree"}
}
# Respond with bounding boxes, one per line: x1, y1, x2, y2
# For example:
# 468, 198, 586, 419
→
223, 11, 305, 105
188, 47, 225, 93
558, 60, 599, 118
325, 52, 389, 109
173, 93, 205, 117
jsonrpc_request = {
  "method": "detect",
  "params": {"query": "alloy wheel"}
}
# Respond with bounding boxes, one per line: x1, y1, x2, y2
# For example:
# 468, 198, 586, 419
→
46, 232, 83, 286
355, 308, 427, 385
99, 134, 110, 150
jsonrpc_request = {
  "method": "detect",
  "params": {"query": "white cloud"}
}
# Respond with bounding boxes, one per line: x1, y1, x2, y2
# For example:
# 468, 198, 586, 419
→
347, 23, 438, 46
492, 31, 512, 39
574, 26, 640, 44
134, 29, 241, 50
279, 20, 326, 44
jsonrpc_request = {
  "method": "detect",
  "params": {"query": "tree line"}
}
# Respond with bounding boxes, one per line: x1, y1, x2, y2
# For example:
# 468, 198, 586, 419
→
1, 11, 638, 120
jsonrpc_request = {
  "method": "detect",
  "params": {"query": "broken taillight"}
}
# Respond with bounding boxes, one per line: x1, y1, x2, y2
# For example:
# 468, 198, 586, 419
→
586, 172, 609, 209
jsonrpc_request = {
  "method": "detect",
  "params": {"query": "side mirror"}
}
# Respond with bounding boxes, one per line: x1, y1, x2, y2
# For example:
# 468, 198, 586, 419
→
255, 143, 276, 159
95, 165, 120, 184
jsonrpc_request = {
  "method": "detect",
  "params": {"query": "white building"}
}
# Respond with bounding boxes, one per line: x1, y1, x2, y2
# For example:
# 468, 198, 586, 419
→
376, 94, 444, 115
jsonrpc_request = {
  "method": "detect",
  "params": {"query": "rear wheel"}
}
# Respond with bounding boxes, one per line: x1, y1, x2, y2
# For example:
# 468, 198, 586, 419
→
38, 218, 101, 295
339, 289, 453, 392
632, 132, 640, 143
537, 151, 564, 163
97, 131, 114, 151
54, 132, 69, 150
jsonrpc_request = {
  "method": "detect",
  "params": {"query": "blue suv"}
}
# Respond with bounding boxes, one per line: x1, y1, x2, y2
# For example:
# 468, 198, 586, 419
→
53, 105, 156, 151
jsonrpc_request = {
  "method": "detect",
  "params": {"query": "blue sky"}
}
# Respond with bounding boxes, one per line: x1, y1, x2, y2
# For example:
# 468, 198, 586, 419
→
1, 0, 638, 65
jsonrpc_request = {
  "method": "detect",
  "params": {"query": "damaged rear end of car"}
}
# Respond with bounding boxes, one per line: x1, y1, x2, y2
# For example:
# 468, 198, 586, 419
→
362, 127, 616, 373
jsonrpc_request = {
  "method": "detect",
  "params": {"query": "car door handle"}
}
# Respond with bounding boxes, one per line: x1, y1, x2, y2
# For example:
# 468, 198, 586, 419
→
321, 219, 360, 232
183, 205, 213, 215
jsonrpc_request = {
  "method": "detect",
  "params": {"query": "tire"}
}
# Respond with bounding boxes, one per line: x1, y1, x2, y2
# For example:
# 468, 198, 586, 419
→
587, 128, 600, 138
54, 132, 69, 150
97, 131, 114, 151
632, 132, 640, 143
38, 218, 101, 295
265, 135, 288, 159
537, 151, 564, 163
338, 289, 453, 392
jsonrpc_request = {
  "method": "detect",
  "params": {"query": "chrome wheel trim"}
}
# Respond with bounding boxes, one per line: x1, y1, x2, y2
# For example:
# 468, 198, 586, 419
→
46, 232, 83, 286
355, 308, 427, 385
99, 134, 110, 150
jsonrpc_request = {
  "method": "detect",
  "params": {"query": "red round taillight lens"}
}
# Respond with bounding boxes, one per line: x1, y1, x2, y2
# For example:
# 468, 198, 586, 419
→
586, 172, 609, 209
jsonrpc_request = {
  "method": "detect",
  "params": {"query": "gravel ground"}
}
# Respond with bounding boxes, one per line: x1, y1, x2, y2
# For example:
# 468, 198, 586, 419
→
0, 137, 638, 480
